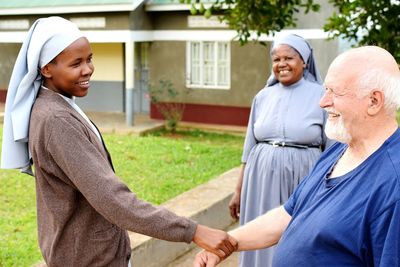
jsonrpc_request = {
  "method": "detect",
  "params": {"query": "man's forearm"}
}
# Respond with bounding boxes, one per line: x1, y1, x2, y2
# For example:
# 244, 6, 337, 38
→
229, 206, 291, 251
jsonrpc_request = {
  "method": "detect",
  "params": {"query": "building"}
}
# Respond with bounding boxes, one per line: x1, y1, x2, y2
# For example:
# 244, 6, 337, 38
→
0, 0, 339, 126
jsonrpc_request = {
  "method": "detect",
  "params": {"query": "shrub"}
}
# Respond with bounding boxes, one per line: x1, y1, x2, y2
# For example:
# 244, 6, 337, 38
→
148, 80, 187, 132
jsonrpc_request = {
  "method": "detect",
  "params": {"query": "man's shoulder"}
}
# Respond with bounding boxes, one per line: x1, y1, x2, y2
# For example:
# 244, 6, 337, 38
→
366, 134, 400, 208
367, 142, 400, 217
385, 138, 400, 184
383, 128, 400, 174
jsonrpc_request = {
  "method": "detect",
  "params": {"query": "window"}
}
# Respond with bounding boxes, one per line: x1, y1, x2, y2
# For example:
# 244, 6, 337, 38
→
186, 41, 230, 89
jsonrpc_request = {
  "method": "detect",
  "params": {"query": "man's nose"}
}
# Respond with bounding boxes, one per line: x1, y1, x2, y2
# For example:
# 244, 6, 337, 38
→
319, 92, 332, 108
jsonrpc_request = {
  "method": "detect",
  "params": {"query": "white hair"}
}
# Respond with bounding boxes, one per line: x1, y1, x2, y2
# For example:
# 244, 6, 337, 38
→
357, 68, 400, 113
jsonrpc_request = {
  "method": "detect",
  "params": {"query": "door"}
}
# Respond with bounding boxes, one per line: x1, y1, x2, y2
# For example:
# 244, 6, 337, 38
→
134, 42, 150, 113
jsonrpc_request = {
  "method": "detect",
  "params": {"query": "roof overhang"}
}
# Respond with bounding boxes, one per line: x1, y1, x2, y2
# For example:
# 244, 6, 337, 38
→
145, 3, 212, 11
145, 2, 230, 12
0, 0, 145, 15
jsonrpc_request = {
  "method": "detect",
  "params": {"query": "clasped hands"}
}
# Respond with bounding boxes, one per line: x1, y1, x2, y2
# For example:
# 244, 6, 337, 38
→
192, 225, 237, 267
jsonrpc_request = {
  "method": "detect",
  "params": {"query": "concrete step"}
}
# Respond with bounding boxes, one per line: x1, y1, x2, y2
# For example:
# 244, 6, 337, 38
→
129, 167, 239, 267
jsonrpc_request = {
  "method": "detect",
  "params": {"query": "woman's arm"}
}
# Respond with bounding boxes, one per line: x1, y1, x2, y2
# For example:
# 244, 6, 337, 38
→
228, 163, 246, 219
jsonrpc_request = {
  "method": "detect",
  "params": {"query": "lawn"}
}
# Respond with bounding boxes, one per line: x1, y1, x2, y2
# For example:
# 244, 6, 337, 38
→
0, 128, 244, 267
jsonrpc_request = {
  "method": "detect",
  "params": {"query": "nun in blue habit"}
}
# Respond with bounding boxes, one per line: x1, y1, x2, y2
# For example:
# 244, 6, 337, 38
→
229, 34, 333, 267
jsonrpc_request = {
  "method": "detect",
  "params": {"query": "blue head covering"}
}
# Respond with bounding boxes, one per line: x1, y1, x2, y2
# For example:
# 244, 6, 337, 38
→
1, 16, 85, 175
266, 34, 323, 86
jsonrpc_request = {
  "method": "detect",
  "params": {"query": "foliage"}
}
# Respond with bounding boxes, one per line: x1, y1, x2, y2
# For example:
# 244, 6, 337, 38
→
323, 0, 400, 62
188, 0, 320, 45
0, 127, 243, 266
184, 0, 399, 62
148, 80, 187, 132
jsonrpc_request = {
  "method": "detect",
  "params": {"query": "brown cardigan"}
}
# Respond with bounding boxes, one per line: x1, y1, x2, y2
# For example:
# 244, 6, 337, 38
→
29, 89, 197, 267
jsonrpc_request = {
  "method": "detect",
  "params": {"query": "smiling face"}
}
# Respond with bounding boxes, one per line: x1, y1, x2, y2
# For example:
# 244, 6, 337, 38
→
321, 88, 354, 143
321, 46, 400, 145
271, 44, 306, 86
41, 37, 94, 98
320, 58, 368, 143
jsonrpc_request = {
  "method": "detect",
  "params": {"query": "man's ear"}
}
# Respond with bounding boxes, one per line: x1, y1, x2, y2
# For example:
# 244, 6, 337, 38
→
367, 90, 384, 115
40, 64, 52, 78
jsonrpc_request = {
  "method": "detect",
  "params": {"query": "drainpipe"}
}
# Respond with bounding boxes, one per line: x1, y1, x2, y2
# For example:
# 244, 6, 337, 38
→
125, 41, 135, 126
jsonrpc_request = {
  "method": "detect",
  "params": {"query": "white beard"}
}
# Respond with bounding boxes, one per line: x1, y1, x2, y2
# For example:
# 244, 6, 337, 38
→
325, 115, 352, 144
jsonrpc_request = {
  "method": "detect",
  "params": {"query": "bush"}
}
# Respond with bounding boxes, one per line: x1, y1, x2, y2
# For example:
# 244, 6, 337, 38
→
148, 80, 187, 133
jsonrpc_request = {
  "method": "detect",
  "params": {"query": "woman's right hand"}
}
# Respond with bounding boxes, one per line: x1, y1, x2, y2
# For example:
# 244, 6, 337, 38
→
229, 191, 241, 220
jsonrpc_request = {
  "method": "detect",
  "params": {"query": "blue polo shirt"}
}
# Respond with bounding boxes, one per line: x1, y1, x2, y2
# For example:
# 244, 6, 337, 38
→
273, 128, 400, 267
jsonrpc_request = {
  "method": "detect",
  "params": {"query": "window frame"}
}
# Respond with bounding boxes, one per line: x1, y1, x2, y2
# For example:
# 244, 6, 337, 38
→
186, 41, 231, 90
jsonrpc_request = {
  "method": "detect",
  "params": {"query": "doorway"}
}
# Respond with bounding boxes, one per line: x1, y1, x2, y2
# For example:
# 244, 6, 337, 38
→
134, 42, 150, 113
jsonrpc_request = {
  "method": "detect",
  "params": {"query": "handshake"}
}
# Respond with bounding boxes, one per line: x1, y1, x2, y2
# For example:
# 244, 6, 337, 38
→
192, 224, 238, 267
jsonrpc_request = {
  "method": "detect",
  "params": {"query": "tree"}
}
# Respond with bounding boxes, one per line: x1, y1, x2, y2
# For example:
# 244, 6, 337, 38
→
187, 0, 400, 62
213, 0, 320, 45
185, 0, 320, 45
323, 0, 400, 62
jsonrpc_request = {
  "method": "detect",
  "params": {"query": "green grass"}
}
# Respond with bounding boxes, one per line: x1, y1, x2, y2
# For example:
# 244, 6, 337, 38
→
0, 127, 243, 267
0, 170, 38, 267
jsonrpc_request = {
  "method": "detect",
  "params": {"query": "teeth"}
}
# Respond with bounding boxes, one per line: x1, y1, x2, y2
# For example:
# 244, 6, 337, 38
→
329, 112, 339, 117
325, 109, 339, 118
79, 81, 89, 85
279, 70, 289, 74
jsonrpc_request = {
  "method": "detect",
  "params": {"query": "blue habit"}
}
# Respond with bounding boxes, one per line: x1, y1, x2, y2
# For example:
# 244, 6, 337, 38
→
273, 128, 400, 267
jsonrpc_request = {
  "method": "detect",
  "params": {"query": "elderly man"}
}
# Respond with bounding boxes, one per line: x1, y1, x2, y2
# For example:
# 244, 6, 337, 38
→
194, 45, 400, 267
